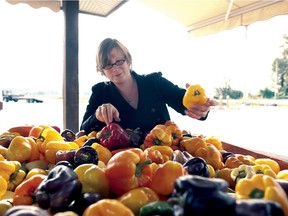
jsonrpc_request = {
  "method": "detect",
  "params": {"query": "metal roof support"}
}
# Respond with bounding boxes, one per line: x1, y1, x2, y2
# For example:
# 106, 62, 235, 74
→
62, 0, 79, 133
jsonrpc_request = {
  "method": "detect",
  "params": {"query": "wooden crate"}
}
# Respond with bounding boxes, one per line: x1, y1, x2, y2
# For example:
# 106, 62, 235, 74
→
222, 142, 288, 171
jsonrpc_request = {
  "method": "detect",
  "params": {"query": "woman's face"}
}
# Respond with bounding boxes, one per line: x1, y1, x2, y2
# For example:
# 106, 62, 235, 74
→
102, 48, 131, 84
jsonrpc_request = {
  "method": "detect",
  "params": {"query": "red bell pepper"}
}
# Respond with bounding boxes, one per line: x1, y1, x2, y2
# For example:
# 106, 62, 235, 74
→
97, 123, 130, 151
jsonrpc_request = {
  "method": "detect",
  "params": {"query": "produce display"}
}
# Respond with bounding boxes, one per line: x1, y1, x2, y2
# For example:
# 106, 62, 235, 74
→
0, 122, 288, 216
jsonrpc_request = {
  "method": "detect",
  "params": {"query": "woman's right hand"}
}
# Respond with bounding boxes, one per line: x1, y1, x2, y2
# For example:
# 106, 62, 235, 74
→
95, 103, 121, 125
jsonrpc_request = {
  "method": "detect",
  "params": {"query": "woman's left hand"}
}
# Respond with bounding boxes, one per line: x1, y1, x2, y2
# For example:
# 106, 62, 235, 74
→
185, 98, 218, 119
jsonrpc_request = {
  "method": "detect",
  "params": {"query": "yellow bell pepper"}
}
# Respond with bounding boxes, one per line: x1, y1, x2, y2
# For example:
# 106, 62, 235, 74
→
87, 130, 97, 139
277, 169, 288, 180
36, 126, 64, 154
231, 164, 255, 183
0, 175, 8, 199
216, 167, 235, 190
180, 136, 207, 155
0, 160, 26, 192
254, 158, 280, 175
0, 198, 13, 216
91, 143, 112, 165
235, 174, 288, 216
25, 168, 48, 180
207, 164, 216, 178
118, 187, 159, 215
0, 160, 15, 181
0, 145, 7, 159
74, 163, 109, 197
182, 84, 207, 108
83, 199, 134, 216
253, 164, 277, 178
44, 141, 79, 164
8, 169, 26, 191
204, 135, 223, 150
194, 143, 223, 170
73, 135, 89, 147
6, 136, 39, 162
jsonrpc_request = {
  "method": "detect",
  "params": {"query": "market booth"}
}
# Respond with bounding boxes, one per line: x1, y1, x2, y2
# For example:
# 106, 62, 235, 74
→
1, 0, 288, 215
5, 0, 288, 133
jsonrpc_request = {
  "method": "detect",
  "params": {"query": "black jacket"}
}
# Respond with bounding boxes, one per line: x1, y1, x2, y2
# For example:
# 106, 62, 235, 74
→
80, 71, 195, 135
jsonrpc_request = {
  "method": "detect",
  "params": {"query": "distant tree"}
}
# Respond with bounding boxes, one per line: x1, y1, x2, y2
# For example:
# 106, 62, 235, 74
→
259, 88, 274, 99
215, 78, 243, 99
272, 34, 288, 96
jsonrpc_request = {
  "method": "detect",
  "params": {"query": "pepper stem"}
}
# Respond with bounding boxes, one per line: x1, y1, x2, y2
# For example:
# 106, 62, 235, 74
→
249, 188, 265, 198
135, 159, 152, 177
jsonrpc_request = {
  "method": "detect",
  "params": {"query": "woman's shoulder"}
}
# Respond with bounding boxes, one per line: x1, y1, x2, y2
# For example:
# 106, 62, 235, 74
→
134, 71, 164, 81
91, 81, 112, 91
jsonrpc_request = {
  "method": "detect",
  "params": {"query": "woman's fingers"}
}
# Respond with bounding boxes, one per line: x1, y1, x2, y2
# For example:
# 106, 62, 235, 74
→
96, 103, 120, 124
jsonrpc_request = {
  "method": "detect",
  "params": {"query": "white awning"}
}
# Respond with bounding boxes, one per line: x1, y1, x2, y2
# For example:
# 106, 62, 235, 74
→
139, 0, 288, 37
5, 0, 126, 16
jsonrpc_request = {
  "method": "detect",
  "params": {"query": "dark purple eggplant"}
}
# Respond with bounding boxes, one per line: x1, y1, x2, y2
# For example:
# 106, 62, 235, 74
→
74, 146, 98, 167
69, 192, 103, 215
183, 157, 209, 177
55, 149, 76, 165
61, 129, 76, 142
276, 179, 288, 195
220, 150, 236, 163
83, 137, 100, 147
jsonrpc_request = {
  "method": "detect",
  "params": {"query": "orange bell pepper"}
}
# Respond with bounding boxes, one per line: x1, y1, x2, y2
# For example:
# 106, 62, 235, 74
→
224, 154, 255, 169
194, 143, 223, 170
165, 124, 182, 146
13, 174, 46, 206
28, 126, 44, 139
144, 145, 173, 164
143, 127, 172, 149
83, 199, 134, 216
148, 160, 188, 196
8, 125, 34, 137
105, 148, 153, 196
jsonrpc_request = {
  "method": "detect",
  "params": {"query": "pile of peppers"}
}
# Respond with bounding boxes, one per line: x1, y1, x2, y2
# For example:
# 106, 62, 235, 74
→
0, 122, 288, 216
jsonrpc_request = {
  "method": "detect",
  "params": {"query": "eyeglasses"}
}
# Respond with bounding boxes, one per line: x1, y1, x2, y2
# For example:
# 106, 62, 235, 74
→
103, 58, 126, 70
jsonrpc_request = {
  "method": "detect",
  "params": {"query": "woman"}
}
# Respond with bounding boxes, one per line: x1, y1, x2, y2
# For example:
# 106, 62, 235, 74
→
80, 38, 217, 135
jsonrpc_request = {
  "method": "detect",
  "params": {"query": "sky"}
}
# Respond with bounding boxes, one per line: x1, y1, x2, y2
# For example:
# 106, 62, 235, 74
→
1, 1, 288, 97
